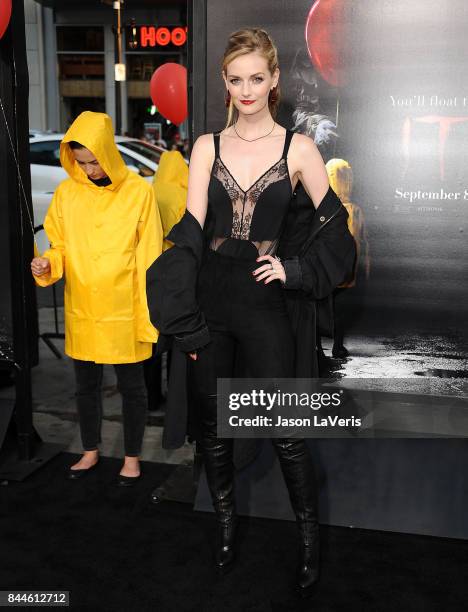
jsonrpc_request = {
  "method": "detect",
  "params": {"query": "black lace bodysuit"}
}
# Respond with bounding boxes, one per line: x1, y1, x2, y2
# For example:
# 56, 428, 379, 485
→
207, 130, 294, 259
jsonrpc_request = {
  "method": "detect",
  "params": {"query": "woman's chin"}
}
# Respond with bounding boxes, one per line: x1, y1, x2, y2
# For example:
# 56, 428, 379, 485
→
235, 101, 270, 116
236, 105, 258, 116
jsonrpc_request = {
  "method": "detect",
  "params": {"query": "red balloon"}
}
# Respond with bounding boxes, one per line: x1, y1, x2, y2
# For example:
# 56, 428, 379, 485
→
305, 0, 349, 88
150, 63, 187, 125
0, 0, 12, 40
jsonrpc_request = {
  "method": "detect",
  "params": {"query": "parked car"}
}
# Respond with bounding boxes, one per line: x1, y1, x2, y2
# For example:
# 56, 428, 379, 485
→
30, 134, 166, 252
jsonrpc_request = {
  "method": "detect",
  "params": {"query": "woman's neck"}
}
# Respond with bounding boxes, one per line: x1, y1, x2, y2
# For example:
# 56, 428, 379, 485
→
232, 105, 276, 139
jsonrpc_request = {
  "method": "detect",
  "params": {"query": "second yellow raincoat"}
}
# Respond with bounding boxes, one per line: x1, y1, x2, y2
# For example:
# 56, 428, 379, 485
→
34, 111, 163, 364
326, 158, 370, 287
151, 150, 188, 251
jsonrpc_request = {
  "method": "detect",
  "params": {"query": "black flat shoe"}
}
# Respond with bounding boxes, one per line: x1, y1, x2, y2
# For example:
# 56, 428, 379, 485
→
67, 462, 98, 480
116, 473, 141, 487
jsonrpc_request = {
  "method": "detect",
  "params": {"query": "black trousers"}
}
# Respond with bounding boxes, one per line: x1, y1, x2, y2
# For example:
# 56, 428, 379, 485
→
191, 249, 318, 534
73, 359, 147, 457
193, 248, 296, 385
143, 350, 163, 410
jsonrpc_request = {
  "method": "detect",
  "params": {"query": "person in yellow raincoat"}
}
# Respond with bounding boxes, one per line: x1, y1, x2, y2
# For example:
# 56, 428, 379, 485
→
31, 111, 163, 484
324, 158, 370, 358
152, 149, 189, 249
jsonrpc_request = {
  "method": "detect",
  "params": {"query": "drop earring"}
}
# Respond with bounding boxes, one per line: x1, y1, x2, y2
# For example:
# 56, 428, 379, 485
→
269, 86, 278, 103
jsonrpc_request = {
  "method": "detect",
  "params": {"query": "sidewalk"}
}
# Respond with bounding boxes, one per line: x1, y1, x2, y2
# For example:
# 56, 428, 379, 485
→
0, 307, 193, 466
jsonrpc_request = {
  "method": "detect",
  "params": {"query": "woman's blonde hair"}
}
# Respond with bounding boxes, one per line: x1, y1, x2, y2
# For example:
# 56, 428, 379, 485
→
222, 28, 280, 128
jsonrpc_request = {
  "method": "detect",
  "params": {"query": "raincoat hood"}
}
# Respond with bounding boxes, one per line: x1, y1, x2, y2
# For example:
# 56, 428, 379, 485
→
152, 150, 188, 247
60, 111, 129, 190
155, 150, 189, 190
326, 158, 353, 202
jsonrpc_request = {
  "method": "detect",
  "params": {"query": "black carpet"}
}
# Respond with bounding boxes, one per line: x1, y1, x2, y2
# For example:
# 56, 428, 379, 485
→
0, 453, 466, 611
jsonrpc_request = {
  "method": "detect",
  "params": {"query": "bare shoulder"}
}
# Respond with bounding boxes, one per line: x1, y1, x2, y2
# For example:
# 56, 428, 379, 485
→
289, 132, 326, 178
290, 132, 322, 158
193, 133, 215, 154
289, 132, 329, 205
191, 133, 216, 168
195, 132, 215, 145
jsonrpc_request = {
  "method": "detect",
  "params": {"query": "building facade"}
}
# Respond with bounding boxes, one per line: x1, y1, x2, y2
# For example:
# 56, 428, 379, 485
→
25, 0, 187, 139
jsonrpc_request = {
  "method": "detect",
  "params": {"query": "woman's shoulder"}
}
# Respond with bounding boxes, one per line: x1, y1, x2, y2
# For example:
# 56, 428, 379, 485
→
189, 133, 219, 171
288, 131, 324, 170
192, 132, 218, 153
289, 131, 318, 153
197, 132, 216, 142
190, 133, 216, 161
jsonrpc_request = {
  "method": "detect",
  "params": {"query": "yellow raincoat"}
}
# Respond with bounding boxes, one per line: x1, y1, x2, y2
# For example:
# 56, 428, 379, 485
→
152, 150, 188, 251
34, 111, 163, 364
326, 158, 370, 287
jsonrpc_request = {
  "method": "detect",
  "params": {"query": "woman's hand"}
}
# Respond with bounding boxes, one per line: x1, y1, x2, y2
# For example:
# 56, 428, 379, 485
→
253, 255, 286, 284
31, 257, 51, 276
189, 352, 197, 361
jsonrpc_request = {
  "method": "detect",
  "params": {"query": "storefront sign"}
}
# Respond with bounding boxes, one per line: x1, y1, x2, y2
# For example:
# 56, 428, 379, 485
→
136, 26, 187, 48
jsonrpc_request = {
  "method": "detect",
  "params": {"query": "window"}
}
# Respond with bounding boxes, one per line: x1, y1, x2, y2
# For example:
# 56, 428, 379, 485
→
57, 27, 104, 52
58, 55, 105, 80
119, 152, 155, 177
120, 141, 162, 164
57, 26, 104, 82
126, 54, 179, 81
30, 141, 61, 166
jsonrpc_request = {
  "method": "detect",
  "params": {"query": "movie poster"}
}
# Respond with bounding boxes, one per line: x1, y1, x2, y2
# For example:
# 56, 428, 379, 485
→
205, 0, 467, 393
195, 0, 468, 537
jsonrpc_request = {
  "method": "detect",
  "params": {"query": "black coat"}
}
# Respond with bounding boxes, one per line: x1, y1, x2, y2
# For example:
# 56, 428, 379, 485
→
146, 184, 356, 452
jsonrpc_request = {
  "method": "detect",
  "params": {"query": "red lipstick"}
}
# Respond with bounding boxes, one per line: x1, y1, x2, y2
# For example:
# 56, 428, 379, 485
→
240, 100, 255, 105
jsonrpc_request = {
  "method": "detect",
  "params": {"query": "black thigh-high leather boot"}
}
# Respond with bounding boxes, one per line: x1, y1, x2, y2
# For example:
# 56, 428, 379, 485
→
272, 438, 319, 597
200, 393, 237, 573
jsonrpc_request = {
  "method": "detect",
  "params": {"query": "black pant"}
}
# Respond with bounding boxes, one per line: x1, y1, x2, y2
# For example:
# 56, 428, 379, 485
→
73, 359, 147, 457
191, 249, 318, 533
143, 350, 163, 410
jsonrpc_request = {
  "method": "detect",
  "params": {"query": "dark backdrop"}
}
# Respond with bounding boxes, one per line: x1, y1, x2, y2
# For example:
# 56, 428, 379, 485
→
203, 0, 468, 342
192, 0, 468, 538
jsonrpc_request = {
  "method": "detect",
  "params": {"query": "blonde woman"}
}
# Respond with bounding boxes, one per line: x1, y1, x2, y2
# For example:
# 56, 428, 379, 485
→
149, 29, 355, 597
